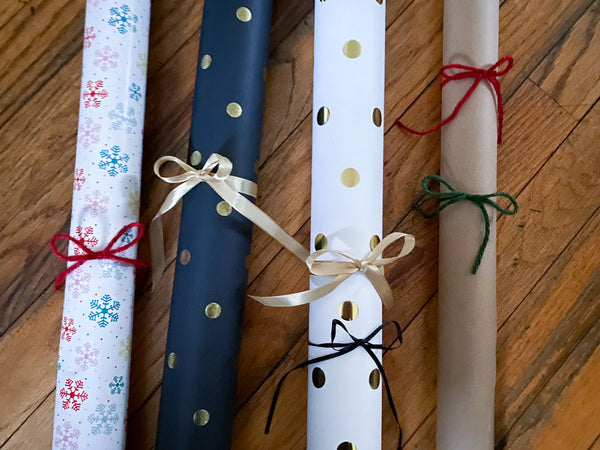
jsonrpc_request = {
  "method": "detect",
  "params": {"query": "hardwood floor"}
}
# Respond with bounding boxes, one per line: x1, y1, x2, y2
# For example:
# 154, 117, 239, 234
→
0, 0, 598, 448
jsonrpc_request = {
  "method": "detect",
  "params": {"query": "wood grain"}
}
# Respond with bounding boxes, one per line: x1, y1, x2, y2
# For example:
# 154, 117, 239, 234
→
0, 0, 599, 448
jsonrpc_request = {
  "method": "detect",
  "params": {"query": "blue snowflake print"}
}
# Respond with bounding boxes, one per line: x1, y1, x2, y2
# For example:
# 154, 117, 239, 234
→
88, 403, 119, 435
129, 83, 142, 101
120, 228, 135, 244
98, 260, 124, 280
109, 376, 125, 394
108, 5, 138, 34
108, 103, 137, 134
89, 294, 120, 328
98, 145, 129, 177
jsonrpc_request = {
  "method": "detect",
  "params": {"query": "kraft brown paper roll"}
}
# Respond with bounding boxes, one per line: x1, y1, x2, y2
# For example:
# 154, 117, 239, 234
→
437, 1, 499, 449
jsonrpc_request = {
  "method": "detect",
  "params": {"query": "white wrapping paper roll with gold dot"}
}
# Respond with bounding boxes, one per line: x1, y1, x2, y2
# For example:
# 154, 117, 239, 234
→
309, 0, 385, 448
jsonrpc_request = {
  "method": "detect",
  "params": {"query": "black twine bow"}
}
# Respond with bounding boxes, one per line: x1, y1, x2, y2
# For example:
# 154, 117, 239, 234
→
265, 319, 404, 449
414, 174, 518, 274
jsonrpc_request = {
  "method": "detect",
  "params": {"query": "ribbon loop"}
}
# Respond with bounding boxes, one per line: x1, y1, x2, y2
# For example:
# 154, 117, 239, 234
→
50, 222, 149, 290
265, 319, 404, 449
414, 174, 518, 273
397, 55, 514, 144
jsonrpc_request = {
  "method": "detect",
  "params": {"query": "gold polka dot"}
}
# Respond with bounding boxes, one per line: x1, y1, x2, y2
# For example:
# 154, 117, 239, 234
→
205, 302, 222, 319
200, 54, 212, 70
339, 301, 358, 321
369, 235, 381, 251
369, 369, 381, 389
343, 40, 362, 58
193, 409, 210, 426
180, 249, 191, 265
372, 108, 382, 127
190, 151, 202, 166
216, 201, 232, 216
167, 352, 178, 369
340, 168, 360, 187
337, 442, 357, 450
314, 233, 328, 251
226, 102, 242, 118
236, 7, 252, 22
312, 367, 326, 388
317, 106, 330, 125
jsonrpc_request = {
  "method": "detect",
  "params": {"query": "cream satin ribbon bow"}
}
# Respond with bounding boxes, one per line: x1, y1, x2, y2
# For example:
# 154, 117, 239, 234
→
151, 153, 415, 308
150, 153, 308, 289
250, 232, 415, 309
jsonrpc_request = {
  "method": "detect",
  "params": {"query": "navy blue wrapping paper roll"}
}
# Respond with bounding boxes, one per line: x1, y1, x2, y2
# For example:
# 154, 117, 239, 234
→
155, 1, 273, 449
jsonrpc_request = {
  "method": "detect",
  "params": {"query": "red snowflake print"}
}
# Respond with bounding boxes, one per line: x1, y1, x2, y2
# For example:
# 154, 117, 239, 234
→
74, 226, 98, 255
61, 317, 77, 342
83, 80, 108, 108
59, 379, 88, 411
73, 169, 86, 191
84, 26, 96, 49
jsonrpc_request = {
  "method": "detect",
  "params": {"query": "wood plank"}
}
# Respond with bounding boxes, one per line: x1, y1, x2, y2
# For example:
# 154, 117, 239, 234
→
0, 291, 62, 445
506, 305, 600, 449
1, 393, 54, 450
0, 0, 82, 130
531, 0, 600, 120
495, 103, 600, 445
589, 435, 600, 450
403, 410, 436, 450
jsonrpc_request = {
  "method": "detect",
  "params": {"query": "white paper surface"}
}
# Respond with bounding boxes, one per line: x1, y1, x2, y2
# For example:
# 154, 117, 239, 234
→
52, 2, 150, 449
308, 0, 385, 448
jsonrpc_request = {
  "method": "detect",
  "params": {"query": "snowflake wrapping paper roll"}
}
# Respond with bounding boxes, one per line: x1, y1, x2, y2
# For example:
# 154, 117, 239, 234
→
52, 2, 150, 449
308, 0, 386, 448
437, 1, 500, 449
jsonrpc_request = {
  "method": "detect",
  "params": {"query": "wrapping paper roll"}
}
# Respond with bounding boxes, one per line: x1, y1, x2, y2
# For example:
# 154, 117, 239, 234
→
154, 1, 273, 448
308, 0, 386, 448
437, 1, 499, 448
52, 2, 150, 449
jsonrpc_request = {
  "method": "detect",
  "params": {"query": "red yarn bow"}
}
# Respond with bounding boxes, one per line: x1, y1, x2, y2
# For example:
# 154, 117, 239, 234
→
396, 55, 514, 144
50, 222, 149, 290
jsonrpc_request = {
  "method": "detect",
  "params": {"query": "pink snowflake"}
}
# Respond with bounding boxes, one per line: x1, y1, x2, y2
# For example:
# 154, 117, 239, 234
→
59, 379, 88, 411
75, 342, 99, 371
83, 27, 96, 49
54, 421, 80, 450
77, 118, 100, 149
83, 80, 108, 108
74, 226, 98, 254
83, 190, 109, 217
69, 268, 91, 299
94, 45, 119, 71
73, 169, 86, 191
61, 317, 77, 342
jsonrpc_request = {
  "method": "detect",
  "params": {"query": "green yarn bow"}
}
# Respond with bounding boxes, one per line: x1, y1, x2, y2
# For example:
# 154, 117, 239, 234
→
414, 174, 519, 274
